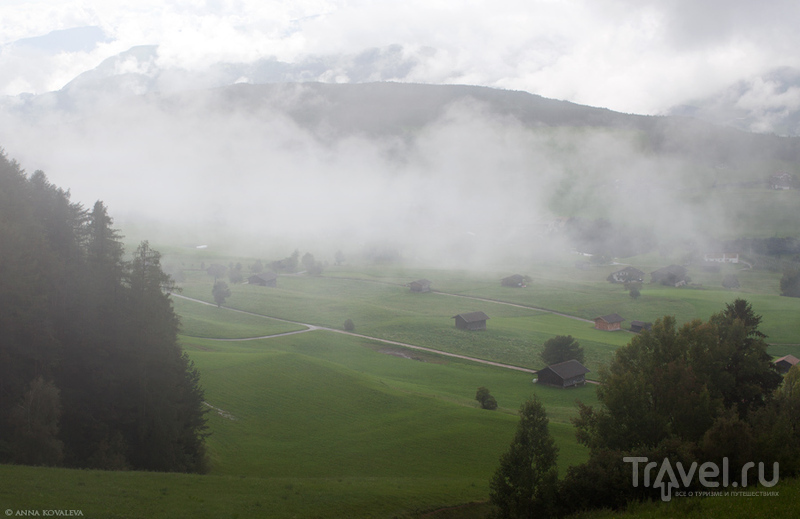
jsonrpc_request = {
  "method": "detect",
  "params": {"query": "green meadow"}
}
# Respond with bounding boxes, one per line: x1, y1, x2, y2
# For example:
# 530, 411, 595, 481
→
2, 258, 797, 518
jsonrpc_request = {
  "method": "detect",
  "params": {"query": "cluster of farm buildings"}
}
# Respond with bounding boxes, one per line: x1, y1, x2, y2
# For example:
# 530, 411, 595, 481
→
242, 268, 796, 390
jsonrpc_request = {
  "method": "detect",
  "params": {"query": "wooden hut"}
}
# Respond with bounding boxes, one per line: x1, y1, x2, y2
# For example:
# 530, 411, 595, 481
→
607, 266, 645, 284
774, 354, 800, 374
594, 313, 625, 331
248, 272, 278, 287
630, 320, 652, 333
452, 311, 489, 331
409, 279, 432, 292
650, 265, 688, 286
536, 360, 590, 388
501, 274, 526, 287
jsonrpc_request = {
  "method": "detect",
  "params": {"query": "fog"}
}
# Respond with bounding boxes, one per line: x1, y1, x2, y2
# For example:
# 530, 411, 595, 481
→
0, 86, 741, 268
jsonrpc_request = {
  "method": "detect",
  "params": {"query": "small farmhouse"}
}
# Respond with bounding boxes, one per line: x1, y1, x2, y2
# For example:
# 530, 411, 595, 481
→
536, 359, 590, 388
594, 313, 625, 331
607, 266, 645, 284
703, 253, 739, 264
630, 320, 653, 333
774, 354, 800, 374
248, 272, 278, 287
651, 265, 689, 286
501, 274, 526, 287
409, 279, 432, 292
769, 172, 793, 190
452, 311, 489, 331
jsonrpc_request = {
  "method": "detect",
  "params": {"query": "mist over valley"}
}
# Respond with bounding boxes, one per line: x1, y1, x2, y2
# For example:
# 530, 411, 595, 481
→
3, 76, 799, 268
3, 8, 800, 517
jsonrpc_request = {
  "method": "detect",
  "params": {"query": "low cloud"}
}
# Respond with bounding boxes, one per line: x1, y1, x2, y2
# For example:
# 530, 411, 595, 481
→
0, 86, 738, 268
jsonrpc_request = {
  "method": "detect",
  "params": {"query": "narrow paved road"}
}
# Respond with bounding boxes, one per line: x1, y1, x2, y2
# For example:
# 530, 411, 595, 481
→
172, 293, 538, 374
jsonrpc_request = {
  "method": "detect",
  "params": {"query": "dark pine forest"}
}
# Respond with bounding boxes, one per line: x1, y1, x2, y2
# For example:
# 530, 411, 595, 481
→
0, 149, 208, 472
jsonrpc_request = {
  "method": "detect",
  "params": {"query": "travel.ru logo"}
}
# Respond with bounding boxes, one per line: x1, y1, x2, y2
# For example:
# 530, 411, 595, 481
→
623, 457, 779, 502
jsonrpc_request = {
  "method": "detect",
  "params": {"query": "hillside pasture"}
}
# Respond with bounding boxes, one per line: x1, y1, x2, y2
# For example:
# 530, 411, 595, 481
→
172, 295, 307, 338
177, 271, 631, 374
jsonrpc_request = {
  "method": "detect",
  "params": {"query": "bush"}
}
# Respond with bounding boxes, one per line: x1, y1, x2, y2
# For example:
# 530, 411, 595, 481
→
343, 319, 355, 331
476, 387, 498, 410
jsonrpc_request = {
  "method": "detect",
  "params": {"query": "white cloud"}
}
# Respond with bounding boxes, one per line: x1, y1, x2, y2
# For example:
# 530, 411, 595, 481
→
2, 0, 800, 113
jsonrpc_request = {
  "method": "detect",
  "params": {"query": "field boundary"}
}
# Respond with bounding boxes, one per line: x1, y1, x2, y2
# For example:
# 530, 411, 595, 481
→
172, 293, 538, 374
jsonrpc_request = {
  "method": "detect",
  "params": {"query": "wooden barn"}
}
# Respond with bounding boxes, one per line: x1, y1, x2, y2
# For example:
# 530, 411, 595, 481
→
770, 172, 793, 190
774, 354, 800, 374
248, 272, 278, 287
703, 253, 739, 264
607, 266, 645, 284
650, 265, 688, 286
630, 320, 652, 333
501, 274, 526, 287
409, 279, 432, 292
536, 360, 590, 388
452, 311, 489, 331
594, 313, 625, 331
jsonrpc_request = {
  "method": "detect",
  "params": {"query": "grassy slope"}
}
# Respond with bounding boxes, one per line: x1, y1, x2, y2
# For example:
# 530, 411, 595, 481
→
176, 270, 632, 376
176, 261, 799, 377
172, 296, 306, 338
0, 329, 593, 518
571, 477, 798, 519
185, 331, 594, 476
3, 259, 795, 518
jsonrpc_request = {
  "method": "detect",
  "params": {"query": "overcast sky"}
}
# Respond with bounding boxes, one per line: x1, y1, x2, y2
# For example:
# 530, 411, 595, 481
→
2, 0, 800, 115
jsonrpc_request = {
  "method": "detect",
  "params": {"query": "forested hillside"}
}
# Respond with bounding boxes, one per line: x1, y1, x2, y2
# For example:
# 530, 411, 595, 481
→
0, 149, 207, 472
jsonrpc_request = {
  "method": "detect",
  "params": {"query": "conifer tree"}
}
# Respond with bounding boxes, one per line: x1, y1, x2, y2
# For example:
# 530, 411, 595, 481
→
490, 396, 559, 518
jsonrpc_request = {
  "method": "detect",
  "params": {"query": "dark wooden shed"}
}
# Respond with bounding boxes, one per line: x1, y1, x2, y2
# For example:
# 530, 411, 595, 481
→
501, 274, 526, 287
248, 272, 278, 287
775, 354, 800, 374
630, 320, 653, 333
409, 279, 432, 292
594, 313, 625, 331
536, 360, 590, 388
607, 266, 645, 284
452, 311, 489, 331
650, 265, 688, 286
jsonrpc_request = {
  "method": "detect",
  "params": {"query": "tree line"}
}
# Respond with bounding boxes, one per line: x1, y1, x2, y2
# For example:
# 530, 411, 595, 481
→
0, 150, 208, 472
491, 299, 799, 517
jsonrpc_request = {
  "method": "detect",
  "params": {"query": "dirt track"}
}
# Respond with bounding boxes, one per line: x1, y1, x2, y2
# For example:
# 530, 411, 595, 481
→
172, 293, 538, 374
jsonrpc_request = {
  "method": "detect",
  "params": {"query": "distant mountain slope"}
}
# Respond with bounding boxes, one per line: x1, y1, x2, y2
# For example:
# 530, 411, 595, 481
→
2, 71, 799, 258
667, 67, 800, 137
162, 81, 800, 172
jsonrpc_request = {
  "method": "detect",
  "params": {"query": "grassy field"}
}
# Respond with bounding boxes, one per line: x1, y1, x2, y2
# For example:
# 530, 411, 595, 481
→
3, 255, 797, 518
175, 259, 799, 374
0, 323, 596, 518
172, 296, 307, 338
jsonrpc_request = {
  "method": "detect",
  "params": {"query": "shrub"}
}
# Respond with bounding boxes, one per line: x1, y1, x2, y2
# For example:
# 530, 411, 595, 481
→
476, 387, 498, 410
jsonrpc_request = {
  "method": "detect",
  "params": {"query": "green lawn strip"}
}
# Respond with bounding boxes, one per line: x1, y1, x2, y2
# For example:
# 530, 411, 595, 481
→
575, 478, 797, 519
316, 265, 798, 348
177, 274, 627, 372
0, 464, 492, 519
437, 274, 799, 345
210, 330, 600, 424
185, 336, 589, 478
172, 296, 306, 339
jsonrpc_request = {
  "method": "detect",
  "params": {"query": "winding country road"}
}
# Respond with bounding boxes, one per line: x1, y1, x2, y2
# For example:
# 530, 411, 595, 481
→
172, 293, 538, 374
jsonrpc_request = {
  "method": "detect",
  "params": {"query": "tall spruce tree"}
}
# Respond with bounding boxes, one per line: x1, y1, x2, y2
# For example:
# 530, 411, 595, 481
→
0, 150, 208, 472
490, 396, 559, 519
